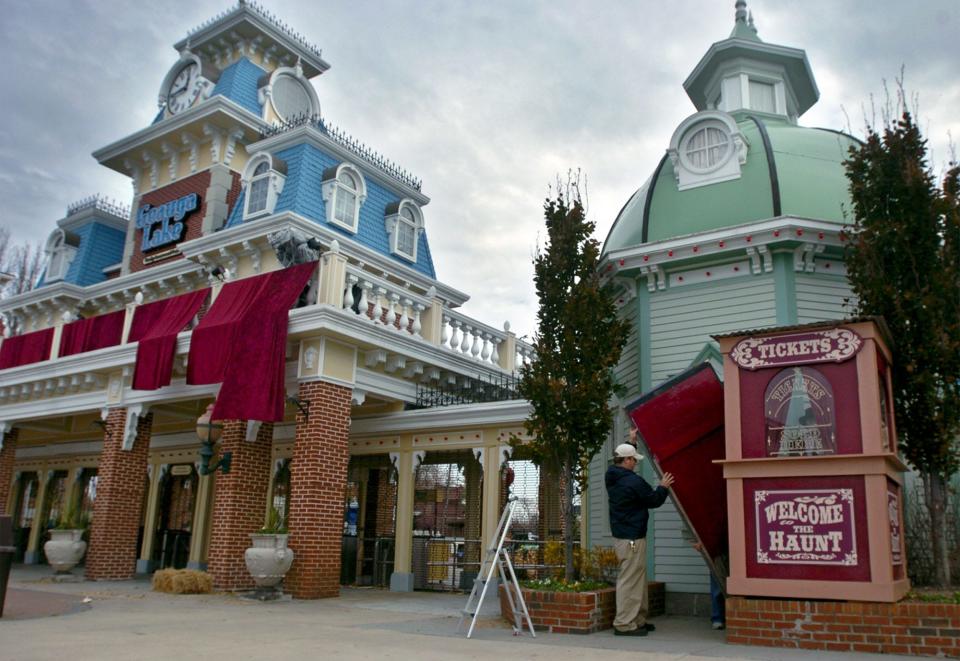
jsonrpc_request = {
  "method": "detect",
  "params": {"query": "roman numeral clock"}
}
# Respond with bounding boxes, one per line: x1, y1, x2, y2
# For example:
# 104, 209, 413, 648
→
158, 51, 217, 116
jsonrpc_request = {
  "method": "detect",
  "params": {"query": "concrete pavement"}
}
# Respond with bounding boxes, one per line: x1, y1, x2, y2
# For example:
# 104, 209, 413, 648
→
0, 565, 920, 661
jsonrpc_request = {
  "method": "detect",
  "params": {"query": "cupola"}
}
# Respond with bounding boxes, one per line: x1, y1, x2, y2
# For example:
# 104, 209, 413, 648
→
683, 0, 819, 123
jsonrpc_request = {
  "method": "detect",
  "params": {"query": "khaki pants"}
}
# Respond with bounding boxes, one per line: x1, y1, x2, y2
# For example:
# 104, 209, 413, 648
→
613, 537, 648, 631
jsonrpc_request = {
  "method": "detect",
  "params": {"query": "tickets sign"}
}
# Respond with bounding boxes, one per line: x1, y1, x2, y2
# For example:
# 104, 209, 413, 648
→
755, 488, 857, 566
731, 328, 863, 370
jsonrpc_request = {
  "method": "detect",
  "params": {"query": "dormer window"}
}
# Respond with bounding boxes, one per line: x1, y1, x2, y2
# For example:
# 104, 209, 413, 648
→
242, 152, 286, 220
44, 229, 79, 283
259, 64, 321, 125
321, 164, 367, 233
385, 200, 423, 262
668, 111, 748, 191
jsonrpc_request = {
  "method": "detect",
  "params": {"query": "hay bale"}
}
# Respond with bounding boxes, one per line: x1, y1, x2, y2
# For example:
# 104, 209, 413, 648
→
152, 568, 213, 594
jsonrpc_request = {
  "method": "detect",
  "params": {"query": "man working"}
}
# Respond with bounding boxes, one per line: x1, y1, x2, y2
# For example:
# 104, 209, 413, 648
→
605, 433, 675, 637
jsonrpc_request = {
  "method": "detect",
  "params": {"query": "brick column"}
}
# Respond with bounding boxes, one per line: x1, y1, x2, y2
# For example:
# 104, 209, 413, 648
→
0, 427, 19, 514
86, 409, 152, 580
207, 421, 273, 590
286, 380, 352, 599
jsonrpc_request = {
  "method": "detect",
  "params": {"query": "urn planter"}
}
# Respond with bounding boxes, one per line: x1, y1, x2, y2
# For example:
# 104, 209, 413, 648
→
244, 534, 294, 599
44, 529, 87, 575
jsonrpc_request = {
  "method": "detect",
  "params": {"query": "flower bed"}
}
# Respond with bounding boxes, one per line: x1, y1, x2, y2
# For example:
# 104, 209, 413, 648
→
499, 581, 665, 634
726, 596, 960, 658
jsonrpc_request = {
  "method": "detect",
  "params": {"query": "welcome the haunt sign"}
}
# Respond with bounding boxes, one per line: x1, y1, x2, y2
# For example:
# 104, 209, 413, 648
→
755, 488, 857, 565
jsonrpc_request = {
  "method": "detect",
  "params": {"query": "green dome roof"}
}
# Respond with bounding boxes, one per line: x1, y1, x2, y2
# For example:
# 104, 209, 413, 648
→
603, 115, 860, 254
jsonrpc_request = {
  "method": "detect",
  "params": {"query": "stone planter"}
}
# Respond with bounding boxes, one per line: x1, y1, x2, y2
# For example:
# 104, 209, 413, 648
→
244, 534, 294, 598
499, 582, 665, 634
43, 529, 87, 574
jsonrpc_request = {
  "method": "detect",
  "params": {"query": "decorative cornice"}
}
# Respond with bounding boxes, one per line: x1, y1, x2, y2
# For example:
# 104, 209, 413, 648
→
93, 97, 264, 170
602, 216, 845, 280
350, 399, 531, 435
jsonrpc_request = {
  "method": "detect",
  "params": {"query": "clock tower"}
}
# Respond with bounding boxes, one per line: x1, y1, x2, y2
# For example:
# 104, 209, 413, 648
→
92, 2, 330, 275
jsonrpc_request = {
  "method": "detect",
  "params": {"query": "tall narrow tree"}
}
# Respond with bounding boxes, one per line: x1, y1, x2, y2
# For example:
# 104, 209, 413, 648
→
844, 109, 960, 587
519, 184, 630, 581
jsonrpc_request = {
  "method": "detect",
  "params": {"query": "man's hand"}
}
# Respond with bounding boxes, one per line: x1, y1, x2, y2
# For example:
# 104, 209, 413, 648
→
660, 472, 675, 488
628, 426, 638, 444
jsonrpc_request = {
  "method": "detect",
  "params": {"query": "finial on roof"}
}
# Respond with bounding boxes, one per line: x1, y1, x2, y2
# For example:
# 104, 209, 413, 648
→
735, 0, 748, 24
748, 10, 757, 34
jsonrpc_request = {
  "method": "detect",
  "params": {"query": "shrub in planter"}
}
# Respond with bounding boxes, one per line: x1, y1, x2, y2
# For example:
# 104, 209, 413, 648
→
43, 494, 89, 575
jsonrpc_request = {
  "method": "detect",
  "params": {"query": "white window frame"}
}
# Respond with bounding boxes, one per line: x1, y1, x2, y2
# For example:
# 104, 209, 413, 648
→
259, 63, 321, 125
667, 110, 749, 191
321, 163, 367, 234
43, 229, 78, 283
385, 200, 424, 262
242, 152, 285, 220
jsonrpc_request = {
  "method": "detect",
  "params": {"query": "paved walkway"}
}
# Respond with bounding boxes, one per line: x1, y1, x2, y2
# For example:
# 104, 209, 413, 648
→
0, 565, 918, 661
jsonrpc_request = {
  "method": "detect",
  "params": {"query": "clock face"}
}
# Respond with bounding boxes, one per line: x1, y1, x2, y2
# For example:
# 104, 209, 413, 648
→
166, 62, 205, 114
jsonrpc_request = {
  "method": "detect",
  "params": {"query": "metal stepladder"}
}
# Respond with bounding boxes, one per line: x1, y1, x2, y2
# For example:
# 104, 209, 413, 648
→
457, 497, 536, 639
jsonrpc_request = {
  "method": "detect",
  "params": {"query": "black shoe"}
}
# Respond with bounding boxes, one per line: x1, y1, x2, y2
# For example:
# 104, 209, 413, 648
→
643, 623, 656, 631
614, 627, 648, 637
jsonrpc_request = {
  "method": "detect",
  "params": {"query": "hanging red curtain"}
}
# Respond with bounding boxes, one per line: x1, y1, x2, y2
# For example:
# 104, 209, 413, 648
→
187, 262, 316, 422
0, 327, 55, 369
58, 310, 126, 358
130, 288, 209, 390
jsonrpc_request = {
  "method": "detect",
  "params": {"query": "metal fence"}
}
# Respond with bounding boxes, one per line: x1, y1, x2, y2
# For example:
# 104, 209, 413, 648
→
903, 473, 960, 585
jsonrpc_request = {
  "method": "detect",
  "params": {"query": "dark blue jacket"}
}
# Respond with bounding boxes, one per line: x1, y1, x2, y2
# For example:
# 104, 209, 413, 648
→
605, 465, 669, 540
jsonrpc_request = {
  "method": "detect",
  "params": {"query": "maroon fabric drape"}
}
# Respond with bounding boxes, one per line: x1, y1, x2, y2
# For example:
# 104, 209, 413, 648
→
0, 327, 55, 369
187, 262, 316, 422
131, 288, 209, 390
58, 310, 125, 358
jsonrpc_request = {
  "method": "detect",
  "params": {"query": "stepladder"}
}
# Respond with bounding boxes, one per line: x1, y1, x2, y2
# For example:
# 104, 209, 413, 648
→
457, 498, 536, 639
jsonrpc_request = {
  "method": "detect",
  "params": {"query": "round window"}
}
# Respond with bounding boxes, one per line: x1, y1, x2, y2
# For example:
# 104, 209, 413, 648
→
272, 75, 312, 121
682, 125, 730, 172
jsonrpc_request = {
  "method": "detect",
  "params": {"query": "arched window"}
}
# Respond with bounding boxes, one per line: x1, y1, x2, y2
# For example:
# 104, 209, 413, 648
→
385, 201, 423, 262
242, 153, 286, 220
322, 164, 367, 233
44, 229, 79, 283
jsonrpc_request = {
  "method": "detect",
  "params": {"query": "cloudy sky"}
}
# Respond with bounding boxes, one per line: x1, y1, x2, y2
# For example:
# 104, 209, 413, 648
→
1, 0, 957, 338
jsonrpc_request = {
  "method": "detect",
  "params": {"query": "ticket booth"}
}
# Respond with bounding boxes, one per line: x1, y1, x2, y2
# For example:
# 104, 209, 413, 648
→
717, 319, 909, 602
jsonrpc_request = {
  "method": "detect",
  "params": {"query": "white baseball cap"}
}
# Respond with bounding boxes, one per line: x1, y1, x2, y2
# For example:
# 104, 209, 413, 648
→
614, 443, 644, 460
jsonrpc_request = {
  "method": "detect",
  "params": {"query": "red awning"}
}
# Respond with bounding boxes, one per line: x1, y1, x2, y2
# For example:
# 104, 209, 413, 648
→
0, 327, 55, 369
130, 288, 209, 390
59, 310, 125, 358
187, 262, 316, 422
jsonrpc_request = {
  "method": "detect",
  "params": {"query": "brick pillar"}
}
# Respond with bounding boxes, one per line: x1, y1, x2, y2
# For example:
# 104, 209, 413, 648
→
207, 421, 273, 590
286, 380, 352, 599
0, 427, 19, 514
86, 409, 152, 580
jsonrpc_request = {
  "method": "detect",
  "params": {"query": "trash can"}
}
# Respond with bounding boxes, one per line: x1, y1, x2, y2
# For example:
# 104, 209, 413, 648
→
0, 515, 13, 618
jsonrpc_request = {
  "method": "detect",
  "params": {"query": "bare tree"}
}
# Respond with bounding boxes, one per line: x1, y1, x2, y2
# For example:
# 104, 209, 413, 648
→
0, 227, 45, 299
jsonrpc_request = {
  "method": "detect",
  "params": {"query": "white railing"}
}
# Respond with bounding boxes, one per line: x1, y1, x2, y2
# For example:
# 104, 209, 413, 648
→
339, 265, 536, 371
341, 266, 430, 338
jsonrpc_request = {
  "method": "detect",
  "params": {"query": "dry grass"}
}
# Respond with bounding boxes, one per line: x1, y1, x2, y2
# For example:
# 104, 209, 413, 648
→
152, 569, 213, 594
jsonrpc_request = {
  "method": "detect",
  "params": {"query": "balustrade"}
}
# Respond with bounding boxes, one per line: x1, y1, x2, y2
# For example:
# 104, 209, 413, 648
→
341, 268, 427, 338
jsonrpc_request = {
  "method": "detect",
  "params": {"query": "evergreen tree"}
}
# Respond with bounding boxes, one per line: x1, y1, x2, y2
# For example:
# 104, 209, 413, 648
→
519, 183, 630, 581
844, 109, 960, 587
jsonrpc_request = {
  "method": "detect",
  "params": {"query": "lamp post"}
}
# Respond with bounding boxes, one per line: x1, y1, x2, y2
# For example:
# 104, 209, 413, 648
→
196, 403, 230, 475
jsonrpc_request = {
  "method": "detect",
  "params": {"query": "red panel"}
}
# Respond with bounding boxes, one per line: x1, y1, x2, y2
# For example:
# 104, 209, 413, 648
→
626, 363, 727, 561
0, 328, 54, 369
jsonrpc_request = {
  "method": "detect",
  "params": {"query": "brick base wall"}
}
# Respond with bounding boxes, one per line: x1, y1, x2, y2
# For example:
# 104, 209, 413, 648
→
499, 582, 665, 634
727, 596, 960, 658
207, 421, 274, 591
0, 428, 19, 514
286, 380, 352, 599
86, 410, 151, 580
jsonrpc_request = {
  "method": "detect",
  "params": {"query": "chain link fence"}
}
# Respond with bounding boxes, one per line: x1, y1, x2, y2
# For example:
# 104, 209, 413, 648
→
903, 473, 960, 586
